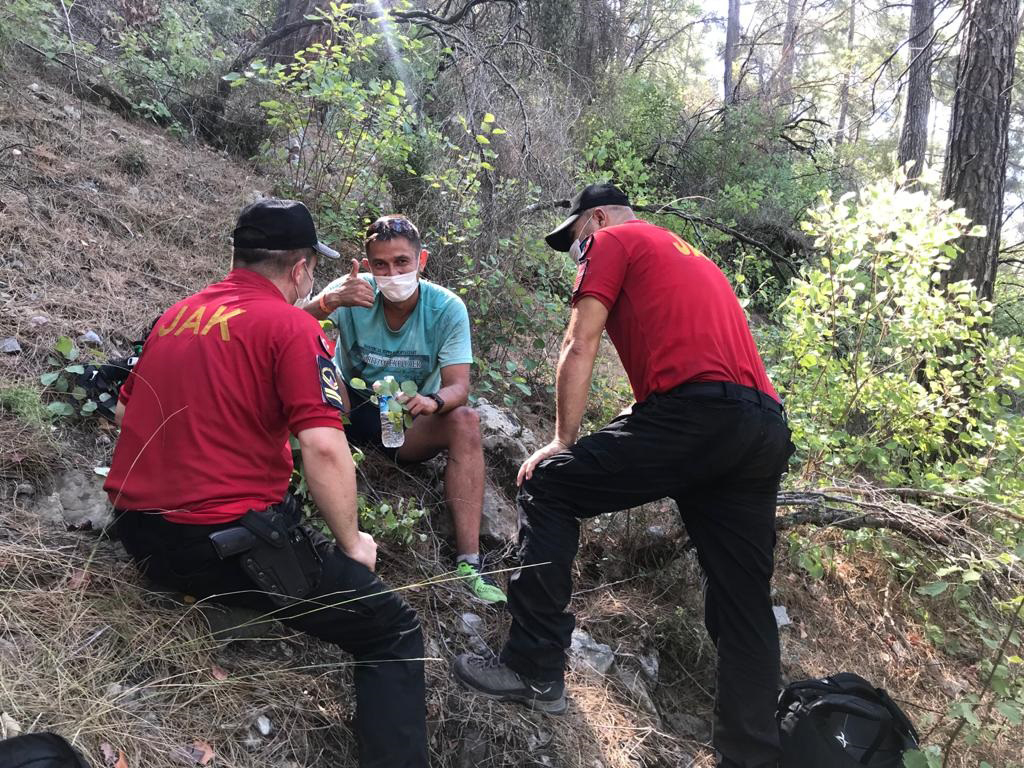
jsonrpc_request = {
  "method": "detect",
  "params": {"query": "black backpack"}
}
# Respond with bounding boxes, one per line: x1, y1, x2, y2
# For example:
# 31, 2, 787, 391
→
777, 673, 920, 768
0, 733, 91, 768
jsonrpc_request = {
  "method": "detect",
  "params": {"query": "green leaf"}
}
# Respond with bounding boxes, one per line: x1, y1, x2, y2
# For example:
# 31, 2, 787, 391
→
81, 401, 98, 414
403, 412, 414, 429
40, 372, 60, 386
71, 386, 87, 400
475, 134, 490, 145
64, 364, 85, 374
994, 701, 1022, 725
917, 581, 949, 597
388, 397, 403, 413
479, 161, 495, 171
221, 71, 242, 82
55, 336, 76, 360
961, 570, 982, 584
400, 380, 418, 396
46, 402, 74, 417
350, 377, 367, 390
482, 112, 495, 123
491, 128, 506, 135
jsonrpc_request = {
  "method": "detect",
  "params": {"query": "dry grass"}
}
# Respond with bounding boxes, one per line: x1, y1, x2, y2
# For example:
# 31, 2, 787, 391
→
1, 55, 1021, 768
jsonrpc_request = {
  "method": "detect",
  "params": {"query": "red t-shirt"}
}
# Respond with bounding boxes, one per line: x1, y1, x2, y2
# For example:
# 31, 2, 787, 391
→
104, 268, 345, 524
572, 219, 779, 404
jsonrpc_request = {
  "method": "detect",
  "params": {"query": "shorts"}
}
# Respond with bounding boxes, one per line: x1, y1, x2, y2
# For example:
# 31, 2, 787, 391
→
344, 382, 400, 461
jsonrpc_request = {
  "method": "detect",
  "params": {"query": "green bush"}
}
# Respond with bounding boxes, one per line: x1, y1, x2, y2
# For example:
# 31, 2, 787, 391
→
773, 165, 1024, 508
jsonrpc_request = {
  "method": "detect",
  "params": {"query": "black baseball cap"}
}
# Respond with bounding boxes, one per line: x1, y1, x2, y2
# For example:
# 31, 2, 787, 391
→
545, 182, 632, 252
232, 198, 339, 259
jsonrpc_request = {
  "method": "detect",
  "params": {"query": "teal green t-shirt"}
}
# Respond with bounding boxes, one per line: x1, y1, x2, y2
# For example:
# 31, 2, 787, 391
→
327, 277, 473, 394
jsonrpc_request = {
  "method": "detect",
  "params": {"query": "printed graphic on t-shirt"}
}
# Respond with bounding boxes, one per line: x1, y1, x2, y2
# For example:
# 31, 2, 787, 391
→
351, 344, 430, 374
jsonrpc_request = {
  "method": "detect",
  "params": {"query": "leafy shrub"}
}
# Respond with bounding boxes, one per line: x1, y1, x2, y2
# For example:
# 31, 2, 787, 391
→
773, 166, 1024, 508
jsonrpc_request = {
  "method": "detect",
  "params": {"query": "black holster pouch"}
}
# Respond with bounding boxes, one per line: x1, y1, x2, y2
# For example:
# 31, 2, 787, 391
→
208, 495, 322, 607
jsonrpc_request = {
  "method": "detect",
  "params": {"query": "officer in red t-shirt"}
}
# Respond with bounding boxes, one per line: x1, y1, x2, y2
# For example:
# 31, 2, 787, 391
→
455, 183, 794, 768
105, 199, 426, 768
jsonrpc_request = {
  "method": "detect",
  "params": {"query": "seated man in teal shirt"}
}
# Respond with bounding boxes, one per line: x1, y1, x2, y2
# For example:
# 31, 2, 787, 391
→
305, 215, 506, 604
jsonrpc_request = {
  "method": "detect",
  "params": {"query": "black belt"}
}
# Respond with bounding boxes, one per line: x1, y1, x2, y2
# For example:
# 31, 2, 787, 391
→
669, 381, 784, 415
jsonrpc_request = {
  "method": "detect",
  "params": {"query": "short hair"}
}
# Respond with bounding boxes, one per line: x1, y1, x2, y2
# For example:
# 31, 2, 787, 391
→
232, 247, 313, 274
364, 214, 421, 254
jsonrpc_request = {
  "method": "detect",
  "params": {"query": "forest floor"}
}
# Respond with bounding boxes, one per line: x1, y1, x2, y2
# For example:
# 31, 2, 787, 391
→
0, 56, 1020, 767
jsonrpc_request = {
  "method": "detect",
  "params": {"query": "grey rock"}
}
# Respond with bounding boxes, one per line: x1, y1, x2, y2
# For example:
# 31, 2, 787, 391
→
1, 338, 21, 354
78, 330, 103, 346
457, 612, 483, 637
28, 83, 40, 93
645, 524, 670, 541
481, 481, 517, 543
638, 651, 659, 683
616, 666, 660, 721
432, 476, 517, 545
455, 726, 489, 768
54, 470, 113, 530
255, 715, 272, 737
14, 483, 35, 498
105, 682, 124, 698
773, 605, 792, 628
29, 315, 49, 326
667, 712, 711, 741
570, 629, 614, 675
526, 726, 552, 752
476, 398, 542, 496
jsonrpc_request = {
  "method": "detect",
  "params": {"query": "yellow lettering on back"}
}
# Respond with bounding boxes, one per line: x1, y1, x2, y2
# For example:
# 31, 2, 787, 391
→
175, 306, 206, 336
200, 305, 246, 342
157, 305, 188, 336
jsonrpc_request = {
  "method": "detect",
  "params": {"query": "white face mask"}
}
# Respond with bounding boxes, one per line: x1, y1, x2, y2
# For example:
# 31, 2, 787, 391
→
293, 263, 314, 306
569, 212, 596, 263
376, 270, 419, 303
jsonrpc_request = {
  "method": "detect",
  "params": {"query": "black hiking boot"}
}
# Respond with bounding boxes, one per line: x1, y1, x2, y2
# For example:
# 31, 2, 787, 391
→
452, 653, 567, 715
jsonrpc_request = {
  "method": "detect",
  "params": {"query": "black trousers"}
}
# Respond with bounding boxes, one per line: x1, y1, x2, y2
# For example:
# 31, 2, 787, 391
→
116, 510, 428, 768
500, 382, 794, 768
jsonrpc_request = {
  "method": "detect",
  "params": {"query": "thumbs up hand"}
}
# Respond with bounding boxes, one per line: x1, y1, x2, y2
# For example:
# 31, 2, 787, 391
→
319, 258, 375, 311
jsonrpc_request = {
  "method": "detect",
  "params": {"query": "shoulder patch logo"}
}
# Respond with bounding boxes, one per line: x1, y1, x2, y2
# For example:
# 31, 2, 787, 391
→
317, 356, 345, 412
572, 258, 589, 297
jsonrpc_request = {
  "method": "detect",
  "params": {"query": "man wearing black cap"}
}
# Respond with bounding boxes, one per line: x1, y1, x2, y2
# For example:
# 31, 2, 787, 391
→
105, 199, 427, 768
454, 183, 793, 768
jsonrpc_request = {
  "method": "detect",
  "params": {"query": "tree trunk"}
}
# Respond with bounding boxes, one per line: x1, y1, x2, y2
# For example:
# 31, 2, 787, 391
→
836, 0, 856, 146
267, 0, 328, 62
724, 0, 740, 104
777, 0, 801, 98
940, 0, 1022, 301
897, 0, 934, 179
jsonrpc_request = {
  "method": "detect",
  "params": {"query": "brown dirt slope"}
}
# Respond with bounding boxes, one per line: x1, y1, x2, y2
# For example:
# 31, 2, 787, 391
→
1, 57, 1020, 768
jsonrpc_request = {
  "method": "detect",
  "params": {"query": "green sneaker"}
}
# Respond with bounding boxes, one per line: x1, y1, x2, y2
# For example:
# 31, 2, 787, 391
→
455, 561, 507, 604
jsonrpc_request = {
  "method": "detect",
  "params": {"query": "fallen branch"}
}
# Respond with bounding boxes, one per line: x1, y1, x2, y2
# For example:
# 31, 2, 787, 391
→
775, 492, 953, 546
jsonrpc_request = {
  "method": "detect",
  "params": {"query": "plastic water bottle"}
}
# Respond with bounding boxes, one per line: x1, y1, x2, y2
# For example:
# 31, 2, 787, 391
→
379, 394, 405, 448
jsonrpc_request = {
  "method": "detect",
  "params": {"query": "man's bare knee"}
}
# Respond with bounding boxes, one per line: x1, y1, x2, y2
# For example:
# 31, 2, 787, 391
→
445, 406, 481, 442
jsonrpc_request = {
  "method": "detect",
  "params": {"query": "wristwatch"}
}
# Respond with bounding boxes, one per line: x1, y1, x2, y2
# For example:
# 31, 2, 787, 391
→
427, 392, 445, 413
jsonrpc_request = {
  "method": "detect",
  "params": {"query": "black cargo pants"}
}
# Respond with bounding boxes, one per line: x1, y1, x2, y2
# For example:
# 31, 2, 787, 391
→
116, 508, 428, 768
500, 382, 794, 768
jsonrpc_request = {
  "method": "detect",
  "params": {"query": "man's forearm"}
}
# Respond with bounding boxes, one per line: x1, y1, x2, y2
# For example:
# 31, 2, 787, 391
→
302, 296, 330, 320
554, 338, 599, 446
435, 382, 468, 412
300, 434, 360, 551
